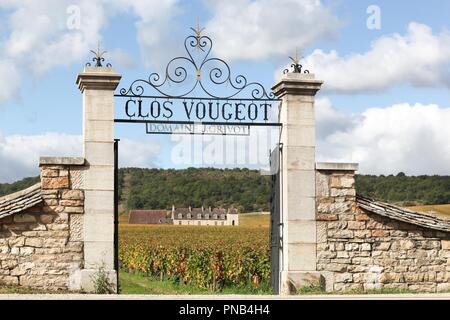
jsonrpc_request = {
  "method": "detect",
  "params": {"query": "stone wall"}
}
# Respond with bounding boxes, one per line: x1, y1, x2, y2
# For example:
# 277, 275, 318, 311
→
0, 160, 85, 290
316, 167, 450, 293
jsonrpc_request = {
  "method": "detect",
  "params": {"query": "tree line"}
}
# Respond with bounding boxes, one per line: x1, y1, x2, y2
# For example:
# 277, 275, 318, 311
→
1, 170, 449, 210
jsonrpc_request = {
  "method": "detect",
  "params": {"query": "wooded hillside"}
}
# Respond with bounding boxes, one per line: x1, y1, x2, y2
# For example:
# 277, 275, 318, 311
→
1, 170, 449, 211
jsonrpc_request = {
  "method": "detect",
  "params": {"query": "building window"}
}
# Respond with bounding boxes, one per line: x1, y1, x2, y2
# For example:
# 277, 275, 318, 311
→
197, 214, 202, 219
220, 214, 225, 220
213, 214, 218, 219
178, 213, 182, 219
187, 213, 191, 219
204, 214, 209, 219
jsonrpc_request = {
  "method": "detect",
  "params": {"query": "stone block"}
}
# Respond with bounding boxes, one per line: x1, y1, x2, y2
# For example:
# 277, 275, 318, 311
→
9, 237, 25, 247
84, 214, 114, 242
79, 269, 117, 293
43, 238, 68, 248
84, 93, 115, 120
42, 177, 69, 189
335, 273, 353, 283
25, 238, 43, 248
330, 188, 356, 197
14, 214, 37, 223
59, 170, 69, 177
317, 214, 338, 221
330, 201, 350, 214
287, 170, 315, 198
373, 242, 391, 251
20, 247, 34, 255
70, 214, 84, 242
84, 141, 114, 166
372, 230, 389, 237
285, 146, 315, 170
317, 222, 327, 243
61, 190, 84, 200
355, 212, 371, 221
354, 230, 371, 238
347, 221, 366, 230
329, 230, 353, 239
84, 190, 114, 215
60, 200, 83, 207
287, 220, 316, 243
442, 240, 450, 250
287, 243, 316, 271
0, 275, 19, 286
41, 169, 59, 177
84, 120, 114, 142
64, 206, 84, 214
84, 241, 115, 269
315, 172, 329, 197
84, 166, 114, 191
284, 272, 324, 294
285, 124, 315, 148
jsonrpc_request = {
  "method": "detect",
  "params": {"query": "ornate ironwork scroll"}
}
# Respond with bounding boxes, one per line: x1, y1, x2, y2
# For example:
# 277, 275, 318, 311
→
117, 27, 277, 100
283, 49, 309, 74
86, 42, 112, 67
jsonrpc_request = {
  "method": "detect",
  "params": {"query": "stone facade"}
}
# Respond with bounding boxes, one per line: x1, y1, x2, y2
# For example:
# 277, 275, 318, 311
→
316, 166, 450, 293
0, 161, 85, 290
172, 207, 239, 226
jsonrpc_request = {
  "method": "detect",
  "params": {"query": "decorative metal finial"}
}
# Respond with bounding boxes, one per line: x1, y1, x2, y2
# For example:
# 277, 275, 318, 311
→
86, 41, 112, 67
191, 17, 206, 39
283, 48, 309, 74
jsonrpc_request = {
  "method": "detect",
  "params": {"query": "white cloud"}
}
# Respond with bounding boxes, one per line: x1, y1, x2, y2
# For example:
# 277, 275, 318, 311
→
205, 0, 340, 61
0, 132, 160, 183
0, 60, 20, 102
316, 101, 450, 175
304, 23, 450, 93
1, 0, 107, 76
0, 132, 82, 182
0, 0, 179, 102
118, 0, 182, 69
119, 138, 161, 168
108, 48, 136, 69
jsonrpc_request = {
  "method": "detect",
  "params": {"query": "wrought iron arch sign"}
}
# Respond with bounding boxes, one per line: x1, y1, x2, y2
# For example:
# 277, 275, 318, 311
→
114, 25, 282, 135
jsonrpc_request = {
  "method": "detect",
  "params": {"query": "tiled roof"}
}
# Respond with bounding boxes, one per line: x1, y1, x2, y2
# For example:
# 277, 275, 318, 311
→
0, 183, 42, 220
129, 210, 167, 224
357, 195, 450, 233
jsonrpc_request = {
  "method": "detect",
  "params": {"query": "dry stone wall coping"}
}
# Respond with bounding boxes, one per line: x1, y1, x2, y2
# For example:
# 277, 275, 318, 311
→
0, 183, 42, 220
357, 196, 450, 233
39, 157, 85, 166
316, 162, 359, 172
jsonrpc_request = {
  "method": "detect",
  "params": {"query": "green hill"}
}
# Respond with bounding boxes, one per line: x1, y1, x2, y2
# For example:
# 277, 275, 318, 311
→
120, 167, 271, 212
355, 173, 450, 205
2, 170, 449, 211
0, 176, 40, 197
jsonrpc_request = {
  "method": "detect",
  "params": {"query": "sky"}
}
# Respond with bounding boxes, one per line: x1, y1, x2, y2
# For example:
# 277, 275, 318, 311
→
0, 0, 450, 182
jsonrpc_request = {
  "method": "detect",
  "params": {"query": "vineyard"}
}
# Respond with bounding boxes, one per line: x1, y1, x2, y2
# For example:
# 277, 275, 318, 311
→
119, 220, 271, 292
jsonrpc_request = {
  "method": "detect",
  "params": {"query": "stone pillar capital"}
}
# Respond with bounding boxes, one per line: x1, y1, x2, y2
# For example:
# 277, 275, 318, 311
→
272, 73, 323, 98
76, 66, 122, 93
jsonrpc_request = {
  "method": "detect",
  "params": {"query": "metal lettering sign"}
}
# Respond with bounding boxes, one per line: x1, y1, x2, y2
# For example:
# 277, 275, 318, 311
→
114, 24, 282, 134
146, 123, 250, 136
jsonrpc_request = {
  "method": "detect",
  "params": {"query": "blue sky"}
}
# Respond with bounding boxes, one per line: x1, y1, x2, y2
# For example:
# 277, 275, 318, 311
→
0, 0, 449, 182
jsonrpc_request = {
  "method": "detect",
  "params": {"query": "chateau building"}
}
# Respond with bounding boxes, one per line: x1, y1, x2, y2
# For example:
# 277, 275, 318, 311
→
172, 206, 239, 226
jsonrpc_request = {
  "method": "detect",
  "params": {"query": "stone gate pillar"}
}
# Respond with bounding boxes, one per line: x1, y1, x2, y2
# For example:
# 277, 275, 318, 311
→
272, 73, 323, 294
76, 66, 121, 292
